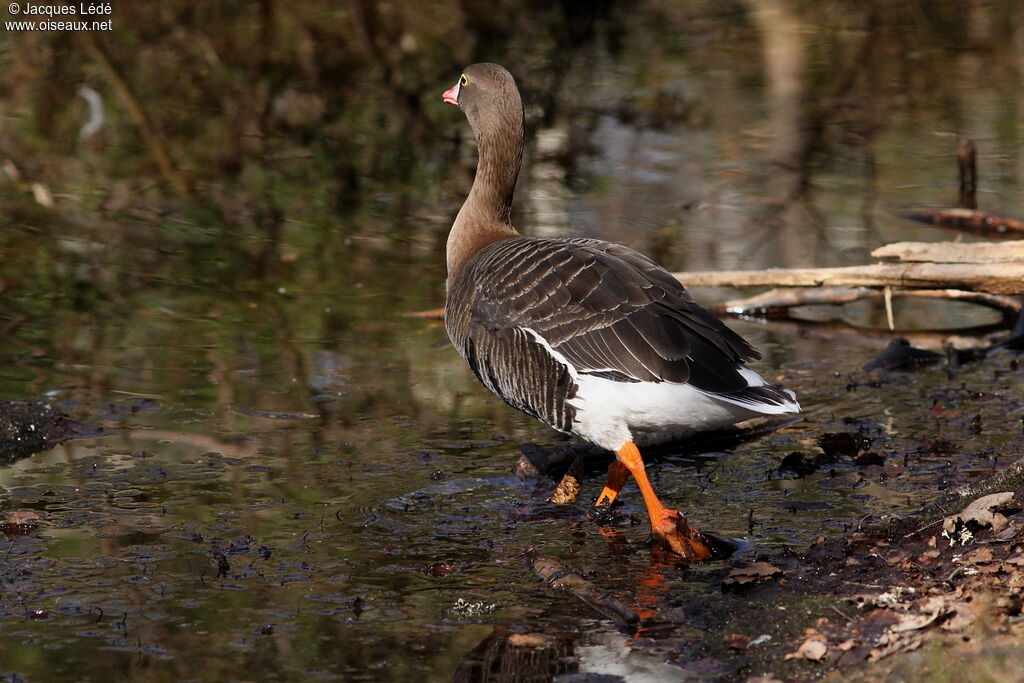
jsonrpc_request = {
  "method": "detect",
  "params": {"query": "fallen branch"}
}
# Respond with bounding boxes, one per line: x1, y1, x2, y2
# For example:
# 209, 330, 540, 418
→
716, 287, 1022, 318
872, 240, 1024, 264
901, 209, 1024, 239
676, 262, 1024, 295
719, 316, 1009, 351
531, 554, 639, 630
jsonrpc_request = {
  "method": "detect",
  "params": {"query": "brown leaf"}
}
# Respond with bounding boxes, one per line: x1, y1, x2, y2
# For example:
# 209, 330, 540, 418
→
4, 510, 39, 525
885, 551, 910, 565
1, 510, 40, 537
889, 613, 938, 633
837, 639, 858, 651
723, 562, 782, 586
868, 631, 925, 661
940, 601, 979, 632
890, 605, 951, 634
944, 492, 1015, 536
962, 547, 995, 564
786, 638, 827, 661
507, 633, 557, 648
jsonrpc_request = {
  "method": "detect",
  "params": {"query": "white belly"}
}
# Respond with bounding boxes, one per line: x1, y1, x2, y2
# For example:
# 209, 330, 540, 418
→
568, 371, 797, 451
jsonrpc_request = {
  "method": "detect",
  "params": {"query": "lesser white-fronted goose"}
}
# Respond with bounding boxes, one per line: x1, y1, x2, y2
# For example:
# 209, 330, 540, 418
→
441, 63, 800, 560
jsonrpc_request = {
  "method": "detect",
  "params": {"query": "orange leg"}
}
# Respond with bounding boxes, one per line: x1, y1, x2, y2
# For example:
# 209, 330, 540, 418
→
615, 441, 711, 561
596, 460, 630, 507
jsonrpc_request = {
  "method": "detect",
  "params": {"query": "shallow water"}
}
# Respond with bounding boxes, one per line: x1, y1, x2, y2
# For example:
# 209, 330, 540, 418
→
2, 2, 1024, 680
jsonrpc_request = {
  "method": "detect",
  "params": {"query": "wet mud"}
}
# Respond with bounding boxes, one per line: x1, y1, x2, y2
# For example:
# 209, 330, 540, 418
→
0, 400, 99, 465
452, 344, 1024, 681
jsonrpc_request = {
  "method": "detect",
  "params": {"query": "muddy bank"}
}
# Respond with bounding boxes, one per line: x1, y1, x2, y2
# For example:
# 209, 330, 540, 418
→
458, 455, 1024, 682
0, 400, 97, 465
457, 348, 1024, 681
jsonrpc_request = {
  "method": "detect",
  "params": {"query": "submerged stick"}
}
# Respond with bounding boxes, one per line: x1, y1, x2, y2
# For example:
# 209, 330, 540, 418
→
531, 555, 639, 630
900, 209, 1024, 239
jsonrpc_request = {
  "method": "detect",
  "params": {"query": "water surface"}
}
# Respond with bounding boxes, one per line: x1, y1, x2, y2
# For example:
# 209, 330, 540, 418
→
2, 2, 1023, 679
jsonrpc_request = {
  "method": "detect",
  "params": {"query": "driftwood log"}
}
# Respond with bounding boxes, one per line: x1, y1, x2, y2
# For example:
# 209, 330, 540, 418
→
675, 261, 1024, 295
713, 287, 1022, 318
872, 240, 1024, 264
677, 238, 1024, 327
407, 238, 1023, 340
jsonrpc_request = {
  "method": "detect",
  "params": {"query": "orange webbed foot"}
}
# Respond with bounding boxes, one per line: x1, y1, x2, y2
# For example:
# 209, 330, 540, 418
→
650, 509, 712, 561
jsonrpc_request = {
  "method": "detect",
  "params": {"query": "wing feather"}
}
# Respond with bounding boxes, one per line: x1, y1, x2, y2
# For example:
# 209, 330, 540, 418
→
451, 237, 762, 396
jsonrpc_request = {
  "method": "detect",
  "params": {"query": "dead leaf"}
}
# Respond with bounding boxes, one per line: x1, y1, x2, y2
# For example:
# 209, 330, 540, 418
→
785, 637, 827, 660
723, 562, 782, 587
1, 510, 40, 537
940, 601, 979, 632
889, 603, 951, 634
962, 547, 995, 564
4, 510, 39, 525
507, 633, 556, 648
889, 613, 939, 633
868, 631, 925, 661
885, 551, 911, 565
944, 492, 1015, 536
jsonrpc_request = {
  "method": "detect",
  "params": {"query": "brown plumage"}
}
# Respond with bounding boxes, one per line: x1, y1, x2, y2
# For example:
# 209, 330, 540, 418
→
441, 63, 799, 560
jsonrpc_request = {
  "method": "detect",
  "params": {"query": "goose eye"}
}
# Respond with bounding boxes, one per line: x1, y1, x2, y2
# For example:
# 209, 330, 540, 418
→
459, 74, 468, 87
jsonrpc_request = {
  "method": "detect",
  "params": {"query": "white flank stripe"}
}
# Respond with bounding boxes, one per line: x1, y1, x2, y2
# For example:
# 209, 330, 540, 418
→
517, 326, 799, 450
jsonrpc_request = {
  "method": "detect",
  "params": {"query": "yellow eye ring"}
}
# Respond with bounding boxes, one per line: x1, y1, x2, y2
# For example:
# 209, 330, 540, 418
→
459, 74, 468, 87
